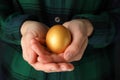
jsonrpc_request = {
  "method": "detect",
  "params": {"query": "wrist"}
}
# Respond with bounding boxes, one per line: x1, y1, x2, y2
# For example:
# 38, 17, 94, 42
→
20, 21, 33, 36
74, 19, 94, 37
21, 20, 43, 36
81, 19, 94, 37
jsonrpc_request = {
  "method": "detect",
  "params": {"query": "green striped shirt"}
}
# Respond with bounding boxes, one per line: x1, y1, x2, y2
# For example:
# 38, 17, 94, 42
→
0, 0, 119, 47
0, 0, 119, 80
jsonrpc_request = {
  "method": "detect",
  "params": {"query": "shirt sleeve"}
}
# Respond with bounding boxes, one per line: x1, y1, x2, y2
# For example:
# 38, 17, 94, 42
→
72, 0, 120, 48
0, 1, 38, 45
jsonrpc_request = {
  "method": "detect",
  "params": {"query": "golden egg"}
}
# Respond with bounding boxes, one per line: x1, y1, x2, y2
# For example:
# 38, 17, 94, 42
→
46, 25, 71, 54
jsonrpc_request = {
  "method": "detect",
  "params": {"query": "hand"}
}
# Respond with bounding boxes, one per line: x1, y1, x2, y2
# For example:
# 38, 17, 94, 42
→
31, 39, 74, 72
21, 21, 74, 72
62, 19, 93, 62
21, 21, 49, 64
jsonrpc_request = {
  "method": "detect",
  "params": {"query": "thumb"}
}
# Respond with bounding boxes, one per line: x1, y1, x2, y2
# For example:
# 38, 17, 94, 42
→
63, 22, 86, 61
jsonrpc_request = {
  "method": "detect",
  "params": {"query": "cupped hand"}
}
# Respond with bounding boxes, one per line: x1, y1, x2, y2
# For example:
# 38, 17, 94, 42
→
21, 21, 74, 73
31, 38, 74, 72
62, 19, 93, 62
21, 21, 49, 64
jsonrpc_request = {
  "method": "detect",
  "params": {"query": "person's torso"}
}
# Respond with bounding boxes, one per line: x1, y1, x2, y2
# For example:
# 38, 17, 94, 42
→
17, 0, 105, 26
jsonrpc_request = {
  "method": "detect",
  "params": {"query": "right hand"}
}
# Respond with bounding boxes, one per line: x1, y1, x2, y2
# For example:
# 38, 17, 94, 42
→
20, 21, 74, 72
21, 21, 49, 64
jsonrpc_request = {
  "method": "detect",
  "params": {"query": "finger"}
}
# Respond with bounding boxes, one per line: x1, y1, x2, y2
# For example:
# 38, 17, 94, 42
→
21, 38, 38, 64
31, 62, 60, 73
22, 47, 38, 64
28, 50, 38, 64
37, 52, 67, 63
50, 54, 66, 63
31, 39, 49, 55
31, 62, 74, 73
31, 39, 68, 63
31, 39, 53, 63
37, 55, 53, 63
63, 22, 69, 28
69, 39, 88, 62
58, 63, 74, 71
63, 23, 87, 61
64, 34, 86, 61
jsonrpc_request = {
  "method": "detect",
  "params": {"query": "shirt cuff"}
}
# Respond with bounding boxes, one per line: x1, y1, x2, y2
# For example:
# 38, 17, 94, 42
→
72, 14, 115, 48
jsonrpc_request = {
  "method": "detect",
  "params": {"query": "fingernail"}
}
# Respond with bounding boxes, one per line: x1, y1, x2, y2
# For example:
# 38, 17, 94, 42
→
61, 67, 67, 71
61, 67, 74, 71
67, 68, 74, 71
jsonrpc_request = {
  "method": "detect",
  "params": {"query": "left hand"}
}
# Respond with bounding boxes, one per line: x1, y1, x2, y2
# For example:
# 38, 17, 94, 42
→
62, 19, 93, 62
